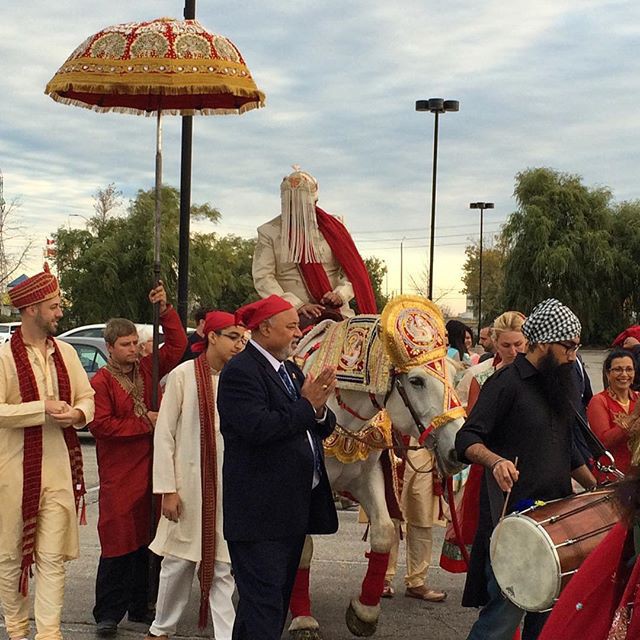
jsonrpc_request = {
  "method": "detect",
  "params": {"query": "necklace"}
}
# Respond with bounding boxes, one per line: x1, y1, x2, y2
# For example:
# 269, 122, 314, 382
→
608, 388, 630, 409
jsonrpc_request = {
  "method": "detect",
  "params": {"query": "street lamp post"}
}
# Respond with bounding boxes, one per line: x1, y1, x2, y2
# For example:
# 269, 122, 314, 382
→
469, 201, 494, 338
416, 98, 459, 300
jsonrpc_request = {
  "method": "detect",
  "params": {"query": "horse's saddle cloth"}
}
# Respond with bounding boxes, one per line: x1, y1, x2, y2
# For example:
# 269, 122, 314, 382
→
299, 315, 391, 394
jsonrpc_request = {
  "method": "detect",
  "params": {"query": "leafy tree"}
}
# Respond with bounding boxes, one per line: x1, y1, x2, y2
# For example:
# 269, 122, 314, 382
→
461, 240, 506, 327
501, 168, 616, 342
190, 234, 258, 312
609, 200, 640, 329
54, 185, 258, 327
361, 256, 389, 313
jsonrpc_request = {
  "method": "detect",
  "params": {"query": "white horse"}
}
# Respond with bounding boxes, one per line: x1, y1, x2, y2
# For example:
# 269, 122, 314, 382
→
288, 296, 465, 638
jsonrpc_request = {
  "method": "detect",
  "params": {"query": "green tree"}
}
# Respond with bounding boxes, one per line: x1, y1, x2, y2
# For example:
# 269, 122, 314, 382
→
500, 168, 616, 342
190, 234, 259, 312
461, 240, 506, 327
609, 200, 640, 329
361, 256, 389, 313
54, 185, 258, 327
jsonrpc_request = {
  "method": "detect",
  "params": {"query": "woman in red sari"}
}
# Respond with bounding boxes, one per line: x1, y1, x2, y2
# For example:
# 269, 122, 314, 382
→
440, 311, 526, 573
587, 348, 638, 481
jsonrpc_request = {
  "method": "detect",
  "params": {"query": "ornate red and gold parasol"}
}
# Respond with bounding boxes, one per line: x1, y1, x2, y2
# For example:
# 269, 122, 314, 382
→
45, 17, 265, 115
45, 16, 265, 406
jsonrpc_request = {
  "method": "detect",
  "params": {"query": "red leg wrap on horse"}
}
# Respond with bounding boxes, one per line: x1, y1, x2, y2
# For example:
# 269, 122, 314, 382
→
289, 567, 312, 618
359, 551, 390, 606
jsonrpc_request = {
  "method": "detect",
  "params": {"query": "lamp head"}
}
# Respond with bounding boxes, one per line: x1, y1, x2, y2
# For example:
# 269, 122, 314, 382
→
415, 98, 460, 114
469, 202, 495, 210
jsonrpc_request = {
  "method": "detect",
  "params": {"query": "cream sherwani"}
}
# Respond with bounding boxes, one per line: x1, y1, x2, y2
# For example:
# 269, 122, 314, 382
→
252, 215, 355, 317
150, 360, 228, 563
0, 338, 95, 640
149, 360, 234, 640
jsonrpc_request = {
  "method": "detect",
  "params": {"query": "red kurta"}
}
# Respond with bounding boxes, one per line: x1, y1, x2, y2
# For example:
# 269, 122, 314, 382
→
90, 307, 187, 557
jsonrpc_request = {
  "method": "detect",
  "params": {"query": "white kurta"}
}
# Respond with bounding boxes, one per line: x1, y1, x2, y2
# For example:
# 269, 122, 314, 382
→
0, 339, 95, 561
150, 360, 229, 564
252, 215, 355, 317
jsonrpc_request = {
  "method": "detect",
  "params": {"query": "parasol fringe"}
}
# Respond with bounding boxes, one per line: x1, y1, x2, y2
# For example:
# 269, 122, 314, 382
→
46, 80, 264, 99
45, 93, 263, 116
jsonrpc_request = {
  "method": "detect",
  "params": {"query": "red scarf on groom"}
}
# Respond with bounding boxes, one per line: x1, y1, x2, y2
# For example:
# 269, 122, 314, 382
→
10, 328, 85, 596
297, 206, 377, 315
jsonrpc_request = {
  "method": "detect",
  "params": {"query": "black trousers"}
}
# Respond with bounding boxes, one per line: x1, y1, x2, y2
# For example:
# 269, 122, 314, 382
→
228, 535, 306, 640
93, 546, 150, 624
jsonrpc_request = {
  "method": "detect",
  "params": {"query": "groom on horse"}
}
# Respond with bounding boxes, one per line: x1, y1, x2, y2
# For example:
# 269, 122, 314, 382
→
251, 166, 378, 320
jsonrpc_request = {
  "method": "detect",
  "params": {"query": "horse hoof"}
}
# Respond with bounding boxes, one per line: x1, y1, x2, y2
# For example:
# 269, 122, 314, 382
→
289, 630, 323, 640
345, 602, 378, 637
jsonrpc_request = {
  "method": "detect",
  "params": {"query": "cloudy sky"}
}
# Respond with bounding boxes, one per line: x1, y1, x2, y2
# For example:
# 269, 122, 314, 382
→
2, 0, 639, 313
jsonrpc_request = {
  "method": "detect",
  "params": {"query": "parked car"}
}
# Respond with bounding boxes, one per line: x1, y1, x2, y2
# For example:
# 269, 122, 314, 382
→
58, 336, 108, 379
58, 336, 109, 435
0, 322, 21, 344
58, 323, 177, 342
58, 323, 107, 339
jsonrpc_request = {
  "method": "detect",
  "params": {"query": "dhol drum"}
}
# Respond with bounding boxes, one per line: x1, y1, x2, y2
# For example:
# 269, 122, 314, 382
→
490, 489, 618, 612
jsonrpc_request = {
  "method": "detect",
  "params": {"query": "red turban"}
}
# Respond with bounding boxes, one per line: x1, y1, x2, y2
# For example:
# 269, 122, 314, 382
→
192, 311, 237, 354
9, 263, 60, 309
235, 295, 293, 330
612, 325, 640, 347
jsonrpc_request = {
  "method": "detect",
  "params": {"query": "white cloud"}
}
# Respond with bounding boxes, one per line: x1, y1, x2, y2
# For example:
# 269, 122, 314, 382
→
2, 0, 640, 311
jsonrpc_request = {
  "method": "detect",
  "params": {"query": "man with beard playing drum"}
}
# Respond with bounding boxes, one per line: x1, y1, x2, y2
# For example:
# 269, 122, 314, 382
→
455, 298, 597, 640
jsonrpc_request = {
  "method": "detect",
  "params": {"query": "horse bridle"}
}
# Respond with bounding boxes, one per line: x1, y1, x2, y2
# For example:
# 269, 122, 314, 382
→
334, 366, 463, 449
392, 373, 463, 446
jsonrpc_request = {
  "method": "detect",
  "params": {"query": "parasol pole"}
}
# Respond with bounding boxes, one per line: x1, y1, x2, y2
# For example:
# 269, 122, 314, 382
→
151, 109, 162, 412
149, 108, 163, 612
177, 0, 197, 328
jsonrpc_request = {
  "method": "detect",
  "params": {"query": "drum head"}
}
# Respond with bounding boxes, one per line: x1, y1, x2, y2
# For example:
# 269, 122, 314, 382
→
490, 514, 560, 611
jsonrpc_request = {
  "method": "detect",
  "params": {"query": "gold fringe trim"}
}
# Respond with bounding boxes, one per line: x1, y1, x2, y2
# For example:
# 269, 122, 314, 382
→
324, 410, 392, 464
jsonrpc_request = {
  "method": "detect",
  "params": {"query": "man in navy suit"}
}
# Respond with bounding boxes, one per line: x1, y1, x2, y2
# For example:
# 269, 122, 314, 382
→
218, 295, 338, 640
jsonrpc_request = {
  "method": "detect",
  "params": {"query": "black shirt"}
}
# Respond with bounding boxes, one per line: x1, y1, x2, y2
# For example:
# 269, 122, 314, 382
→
456, 353, 583, 508
455, 353, 583, 607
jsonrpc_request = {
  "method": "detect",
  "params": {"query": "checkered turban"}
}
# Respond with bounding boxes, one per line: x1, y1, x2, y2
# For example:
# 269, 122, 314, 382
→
522, 298, 581, 344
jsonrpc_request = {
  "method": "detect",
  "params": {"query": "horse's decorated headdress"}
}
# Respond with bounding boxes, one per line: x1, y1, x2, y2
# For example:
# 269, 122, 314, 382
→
381, 295, 465, 441
380, 295, 447, 371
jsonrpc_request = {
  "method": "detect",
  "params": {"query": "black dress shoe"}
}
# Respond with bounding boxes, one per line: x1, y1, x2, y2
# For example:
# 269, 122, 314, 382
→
96, 620, 118, 637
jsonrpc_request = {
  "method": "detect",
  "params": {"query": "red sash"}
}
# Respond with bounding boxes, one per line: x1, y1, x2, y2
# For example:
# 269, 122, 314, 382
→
194, 353, 218, 628
297, 207, 377, 314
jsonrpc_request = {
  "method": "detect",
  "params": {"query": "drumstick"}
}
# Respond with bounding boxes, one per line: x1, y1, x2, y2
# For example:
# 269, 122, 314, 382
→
498, 456, 519, 523
492, 456, 519, 551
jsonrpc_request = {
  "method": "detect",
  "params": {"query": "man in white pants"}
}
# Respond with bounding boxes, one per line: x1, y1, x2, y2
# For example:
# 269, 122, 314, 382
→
145, 311, 246, 640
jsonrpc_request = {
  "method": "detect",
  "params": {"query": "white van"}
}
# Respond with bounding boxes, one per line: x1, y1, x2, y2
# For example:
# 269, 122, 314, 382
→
0, 322, 21, 345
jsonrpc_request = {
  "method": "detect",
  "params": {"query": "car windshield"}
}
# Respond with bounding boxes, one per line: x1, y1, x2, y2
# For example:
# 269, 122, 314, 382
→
72, 344, 108, 374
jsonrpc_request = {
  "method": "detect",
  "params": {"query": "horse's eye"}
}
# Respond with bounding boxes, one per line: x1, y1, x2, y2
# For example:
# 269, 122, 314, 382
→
409, 376, 425, 388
